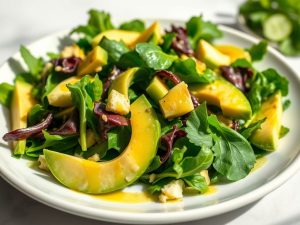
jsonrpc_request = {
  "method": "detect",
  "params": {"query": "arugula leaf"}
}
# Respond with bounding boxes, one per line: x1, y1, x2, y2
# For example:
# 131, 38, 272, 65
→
135, 43, 177, 70
99, 37, 129, 63
107, 126, 131, 152
151, 146, 213, 181
172, 147, 187, 176
247, 68, 289, 113
26, 131, 78, 154
119, 19, 145, 32
247, 41, 268, 62
67, 76, 101, 151
208, 115, 256, 181
279, 125, 289, 138
0, 83, 14, 107
85, 75, 102, 102
186, 16, 222, 48
240, 118, 266, 139
171, 58, 215, 84
20, 45, 44, 77
88, 10, 114, 33
185, 103, 213, 147
183, 174, 208, 193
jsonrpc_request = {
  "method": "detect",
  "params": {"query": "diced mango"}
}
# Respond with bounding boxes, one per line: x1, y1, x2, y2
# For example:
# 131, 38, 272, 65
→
215, 45, 251, 63
106, 89, 130, 115
92, 30, 140, 47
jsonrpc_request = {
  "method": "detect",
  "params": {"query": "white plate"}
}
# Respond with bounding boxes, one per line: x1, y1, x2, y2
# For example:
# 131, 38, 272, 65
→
0, 20, 300, 224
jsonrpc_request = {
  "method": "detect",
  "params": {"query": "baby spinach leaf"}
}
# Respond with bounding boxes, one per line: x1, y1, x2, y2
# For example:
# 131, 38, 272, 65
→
186, 16, 222, 48
161, 33, 176, 53
240, 118, 266, 139
183, 173, 208, 193
247, 40, 268, 62
145, 156, 162, 173
88, 9, 114, 33
117, 51, 146, 69
135, 43, 177, 70
0, 83, 14, 107
20, 45, 44, 77
185, 103, 213, 147
147, 178, 173, 194
171, 58, 215, 84
208, 115, 256, 181
99, 37, 129, 63
119, 19, 145, 32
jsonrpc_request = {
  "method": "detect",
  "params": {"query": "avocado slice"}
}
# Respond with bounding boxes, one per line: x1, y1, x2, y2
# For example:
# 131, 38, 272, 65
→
47, 76, 81, 107
159, 81, 194, 119
196, 40, 231, 69
146, 76, 169, 102
44, 95, 161, 194
109, 67, 139, 100
250, 92, 282, 151
215, 45, 251, 63
129, 21, 162, 48
77, 46, 108, 76
190, 78, 252, 120
11, 80, 36, 154
92, 29, 140, 47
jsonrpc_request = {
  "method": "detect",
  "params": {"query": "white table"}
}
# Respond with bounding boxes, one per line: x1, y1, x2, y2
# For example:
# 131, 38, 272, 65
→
1, 0, 300, 224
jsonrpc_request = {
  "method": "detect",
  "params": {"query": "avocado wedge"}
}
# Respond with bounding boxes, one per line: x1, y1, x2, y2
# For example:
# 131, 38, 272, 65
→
250, 92, 282, 151
44, 95, 160, 194
190, 78, 252, 120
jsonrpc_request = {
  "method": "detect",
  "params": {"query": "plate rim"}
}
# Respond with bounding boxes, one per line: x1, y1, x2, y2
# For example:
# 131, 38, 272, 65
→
1, 22, 300, 224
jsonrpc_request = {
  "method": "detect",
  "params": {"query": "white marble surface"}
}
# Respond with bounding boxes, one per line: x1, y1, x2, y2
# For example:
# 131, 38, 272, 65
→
0, 0, 300, 224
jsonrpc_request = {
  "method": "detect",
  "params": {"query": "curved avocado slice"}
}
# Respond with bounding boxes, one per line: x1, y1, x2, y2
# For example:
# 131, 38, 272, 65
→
47, 76, 81, 107
190, 78, 252, 120
109, 67, 139, 100
92, 29, 140, 47
250, 92, 282, 151
44, 95, 160, 194
11, 80, 36, 154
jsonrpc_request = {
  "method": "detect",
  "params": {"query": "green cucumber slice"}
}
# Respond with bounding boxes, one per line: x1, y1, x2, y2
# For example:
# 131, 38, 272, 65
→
263, 14, 292, 42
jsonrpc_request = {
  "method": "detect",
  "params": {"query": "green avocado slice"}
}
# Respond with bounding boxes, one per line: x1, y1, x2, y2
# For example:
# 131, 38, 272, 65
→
250, 92, 282, 151
44, 95, 160, 194
190, 78, 252, 120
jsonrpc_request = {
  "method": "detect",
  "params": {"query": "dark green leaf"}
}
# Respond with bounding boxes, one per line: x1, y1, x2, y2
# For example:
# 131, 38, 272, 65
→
20, 45, 44, 76
147, 178, 173, 194
231, 58, 253, 69
117, 51, 146, 69
283, 99, 291, 111
183, 174, 208, 193
240, 118, 266, 139
171, 58, 215, 84
135, 43, 177, 70
247, 40, 268, 61
185, 103, 213, 147
0, 82, 14, 107
145, 156, 162, 173
99, 37, 129, 63
161, 33, 176, 53
208, 115, 256, 181
28, 104, 48, 126
88, 10, 114, 33
107, 126, 131, 152
119, 19, 145, 32
186, 16, 222, 48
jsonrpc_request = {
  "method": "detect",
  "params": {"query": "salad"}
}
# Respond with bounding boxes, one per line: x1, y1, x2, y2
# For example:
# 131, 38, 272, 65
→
239, 0, 300, 56
0, 9, 290, 203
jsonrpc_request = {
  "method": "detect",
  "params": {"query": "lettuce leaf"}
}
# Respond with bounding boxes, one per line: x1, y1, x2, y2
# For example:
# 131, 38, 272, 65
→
0, 83, 14, 107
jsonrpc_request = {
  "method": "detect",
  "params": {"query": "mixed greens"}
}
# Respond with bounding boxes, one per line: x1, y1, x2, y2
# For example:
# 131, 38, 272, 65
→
0, 9, 290, 202
239, 0, 300, 56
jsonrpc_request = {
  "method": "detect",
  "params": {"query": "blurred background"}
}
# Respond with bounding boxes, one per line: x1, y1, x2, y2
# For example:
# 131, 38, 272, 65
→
0, 0, 300, 225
